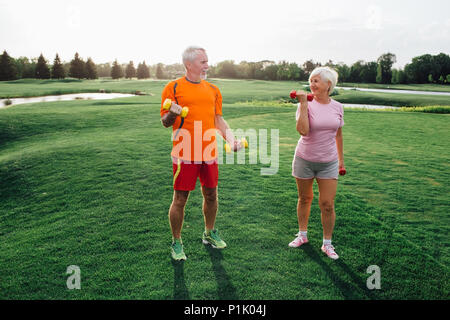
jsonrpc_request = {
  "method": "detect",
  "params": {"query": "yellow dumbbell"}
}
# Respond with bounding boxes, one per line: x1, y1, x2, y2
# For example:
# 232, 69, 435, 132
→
224, 138, 248, 153
163, 98, 189, 118
163, 98, 172, 110
180, 107, 188, 118
241, 137, 248, 148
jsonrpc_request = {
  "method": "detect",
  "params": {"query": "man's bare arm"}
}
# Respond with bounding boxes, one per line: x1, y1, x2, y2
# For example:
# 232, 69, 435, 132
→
215, 115, 233, 143
215, 114, 243, 151
161, 102, 183, 128
161, 112, 178, 128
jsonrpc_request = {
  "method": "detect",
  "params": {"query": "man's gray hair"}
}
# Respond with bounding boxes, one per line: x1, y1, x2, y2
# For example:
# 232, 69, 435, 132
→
182, 46, 206, 64
309, 67, 339, 95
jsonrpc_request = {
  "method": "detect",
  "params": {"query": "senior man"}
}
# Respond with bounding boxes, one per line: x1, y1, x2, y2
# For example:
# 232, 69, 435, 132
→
161, 46, 243, 261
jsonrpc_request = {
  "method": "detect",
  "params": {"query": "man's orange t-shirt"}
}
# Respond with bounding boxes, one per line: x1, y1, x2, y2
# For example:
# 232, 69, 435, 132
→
160, 76, 223, 162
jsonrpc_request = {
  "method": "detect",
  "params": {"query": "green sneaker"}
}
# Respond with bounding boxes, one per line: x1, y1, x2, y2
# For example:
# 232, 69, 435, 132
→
171, 239, 187, 261
202, 229, 227, 249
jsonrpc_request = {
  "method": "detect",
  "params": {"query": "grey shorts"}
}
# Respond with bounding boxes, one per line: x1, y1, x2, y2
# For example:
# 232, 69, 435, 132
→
292, 156, 339, 180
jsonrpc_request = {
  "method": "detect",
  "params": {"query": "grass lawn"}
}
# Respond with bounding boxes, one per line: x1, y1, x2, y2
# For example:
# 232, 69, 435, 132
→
2, 78, 450, 108
0, 79, 449, 299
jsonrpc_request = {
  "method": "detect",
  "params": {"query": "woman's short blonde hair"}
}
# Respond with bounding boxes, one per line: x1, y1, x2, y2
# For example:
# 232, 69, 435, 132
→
309, 67, 339, 95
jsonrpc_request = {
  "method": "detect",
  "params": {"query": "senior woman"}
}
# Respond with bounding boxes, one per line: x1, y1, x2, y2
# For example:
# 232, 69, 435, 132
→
289, 66, 345, 260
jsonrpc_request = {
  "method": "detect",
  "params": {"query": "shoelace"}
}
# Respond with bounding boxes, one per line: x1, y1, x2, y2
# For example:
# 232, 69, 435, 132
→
294, 232, 307, 241
172, 242, 183, 252
210, 230, 221, 241
324, 245, 337, 255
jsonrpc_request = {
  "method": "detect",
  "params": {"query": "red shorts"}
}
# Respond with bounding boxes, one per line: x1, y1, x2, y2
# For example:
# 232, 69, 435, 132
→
172, 158, 218, 191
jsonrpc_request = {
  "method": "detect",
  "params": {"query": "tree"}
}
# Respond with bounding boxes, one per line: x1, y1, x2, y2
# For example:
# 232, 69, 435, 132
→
235, 61, 249, 79
23, 57, 37, 78
207, 65, 217, 78
254, 61, 269, 79
137, 61, 150, 79
236, 61, 255, 79
164, 63, 185, 79
391, 69, 400, 84
156, 63, 165, 79
275, 61, 302, 81
35, 53, 51, 79
347, 60, 377, 83
14, 56, 28, 79
263, 64, 278, 81
404, 54, 436, 84
125, 61, 136, 79
349, 60, 365, 82
360, 62, 377, 83
111, 60, 123, 79
303, 59, 321, 78
85, 58, 97, 79
376, 53, 396, 84
434, 53, 450, 82
216, 60, 237, 78
287, 62, 302, 81
410, 53, 450, 83
51, 53, 65, 79
276, 61, 290, 80
241, 61, 262, 79
0, 50, 18, 81
97, 63, 111, 78
397, 69, 407, 84
376, 64, 383, 84
69, 53, 86, 79
335, 63, 351, 83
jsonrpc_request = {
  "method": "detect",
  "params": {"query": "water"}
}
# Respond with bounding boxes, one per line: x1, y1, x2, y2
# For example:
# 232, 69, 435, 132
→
1, 92, 135, 108
342, 103, 398, 110
296, 101, 398, 110
336, 86, 450, 96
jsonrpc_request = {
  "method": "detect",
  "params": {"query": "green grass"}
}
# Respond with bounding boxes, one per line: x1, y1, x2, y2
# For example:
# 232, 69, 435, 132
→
0, 80, 449, 300
0, 78, 167, 99
333, 89, 450, 107
2, 78, 450, 108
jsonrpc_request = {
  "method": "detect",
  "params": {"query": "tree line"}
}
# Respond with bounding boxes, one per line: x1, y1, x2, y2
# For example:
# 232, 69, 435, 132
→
207, 53, 450, 84
0, 52, 152, 80
1, 51, 449, 84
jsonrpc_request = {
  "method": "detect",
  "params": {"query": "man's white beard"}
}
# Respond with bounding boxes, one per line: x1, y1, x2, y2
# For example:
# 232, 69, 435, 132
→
201, 73, 207, 80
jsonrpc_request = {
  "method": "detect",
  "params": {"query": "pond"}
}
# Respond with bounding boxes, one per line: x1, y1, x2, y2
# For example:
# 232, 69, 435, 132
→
1, 92, 135, 108
336, 86, 450, 96
0, 92, 413, 110
342, 103, 398, 110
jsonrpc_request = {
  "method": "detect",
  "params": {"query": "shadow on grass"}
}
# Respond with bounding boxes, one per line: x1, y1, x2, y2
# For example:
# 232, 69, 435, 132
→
39, 79, 83, 84
204, 246, 239, 300
302, 245, 380, 300
172, 260, 190, 300
0, 164, 31, 204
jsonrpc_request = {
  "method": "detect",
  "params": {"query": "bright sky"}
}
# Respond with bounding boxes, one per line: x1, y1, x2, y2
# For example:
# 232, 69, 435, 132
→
1, 0, 449, 68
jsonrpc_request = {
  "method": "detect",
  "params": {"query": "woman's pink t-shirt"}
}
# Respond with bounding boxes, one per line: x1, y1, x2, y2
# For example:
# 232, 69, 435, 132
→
295, 98, 344, 163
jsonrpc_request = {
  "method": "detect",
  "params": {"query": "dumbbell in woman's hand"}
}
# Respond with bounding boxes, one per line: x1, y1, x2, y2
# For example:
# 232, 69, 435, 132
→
290, 90, 314, 102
